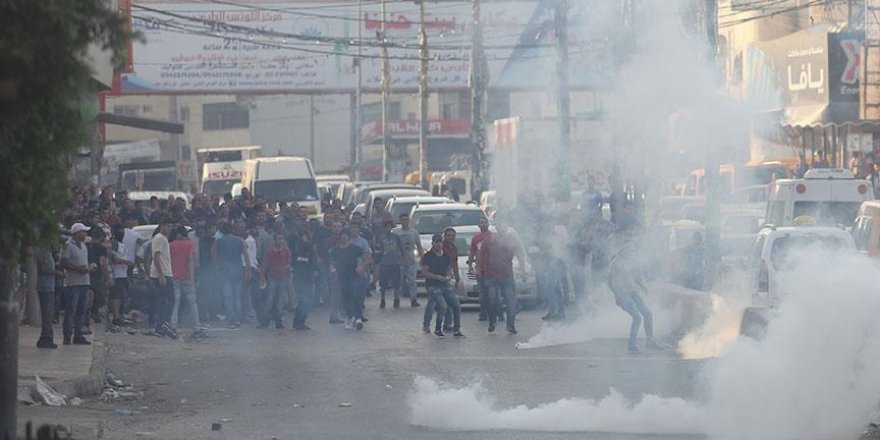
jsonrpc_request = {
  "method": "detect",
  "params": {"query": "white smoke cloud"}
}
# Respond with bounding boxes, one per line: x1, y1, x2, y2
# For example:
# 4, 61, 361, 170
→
408, 251, 880, 438
408, 376, 705, 434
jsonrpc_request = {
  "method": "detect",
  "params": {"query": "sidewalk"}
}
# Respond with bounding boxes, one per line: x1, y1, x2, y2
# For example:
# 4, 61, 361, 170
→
17, 325, 106, 401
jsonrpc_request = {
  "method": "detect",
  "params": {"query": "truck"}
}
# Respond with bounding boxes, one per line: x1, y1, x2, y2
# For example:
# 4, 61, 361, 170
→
102, 139, 162, 187
243, 156, 322, 218
117, 161, 178, 192
196, 145, 261, 197
489, 116, 611, 208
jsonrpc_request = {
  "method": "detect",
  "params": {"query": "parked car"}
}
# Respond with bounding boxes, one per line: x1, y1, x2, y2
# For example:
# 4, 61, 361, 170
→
740, 224, 856, 339
385, 196, 452, 222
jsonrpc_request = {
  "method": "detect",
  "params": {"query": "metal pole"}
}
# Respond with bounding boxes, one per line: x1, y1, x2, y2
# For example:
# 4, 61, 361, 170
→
381, 0, 391, 181
354, 0, 363, 180
419, 0, 429, 189
704, 0, 720, 287
309, 94, 316, 165
0, 255, 18, 440
555, 0, 571, 203
470, 0, 488, 198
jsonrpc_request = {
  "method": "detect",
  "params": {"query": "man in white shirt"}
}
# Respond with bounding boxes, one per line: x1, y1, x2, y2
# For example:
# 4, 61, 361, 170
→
61, 223, 92, 345
243, 223, 261, 323
110, 225, 134, 327
150, 219, 176, 338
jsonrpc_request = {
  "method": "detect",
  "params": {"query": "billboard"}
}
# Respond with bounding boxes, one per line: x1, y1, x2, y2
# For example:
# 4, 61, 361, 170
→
123, 0, 615, 94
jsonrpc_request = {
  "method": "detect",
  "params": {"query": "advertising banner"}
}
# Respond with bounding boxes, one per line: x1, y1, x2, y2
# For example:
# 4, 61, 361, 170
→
123, 0, 614, 94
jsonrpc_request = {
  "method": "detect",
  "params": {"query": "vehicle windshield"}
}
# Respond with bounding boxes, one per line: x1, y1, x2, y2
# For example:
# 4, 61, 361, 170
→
792, 201, 861, 226
389, 200, 446, 219
445, 178, 467, 196
770, 235, 848, 270
254, 179, 319, 203
411, 210, 487, 235
203, 179, 239, 197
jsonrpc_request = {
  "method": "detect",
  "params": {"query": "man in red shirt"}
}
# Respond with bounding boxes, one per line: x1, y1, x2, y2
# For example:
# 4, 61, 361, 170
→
479, 224, 524, 334
170, 226, 202, 332
260, 232, 291, 329
467, 217, 493, 322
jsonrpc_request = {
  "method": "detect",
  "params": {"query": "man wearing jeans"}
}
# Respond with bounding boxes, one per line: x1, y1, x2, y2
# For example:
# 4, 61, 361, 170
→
170, 225, 201, 332
479, 224, 524, 334
420, 233, 463, 338
608, 239, 659, 354
329, 230, 365, 330
393, 213, 422, 308
150, 220, 176, 338
260, 232, 290, 329
467, 217, 493, 322
36, 246, 62, 348
60, 223, 92, 345
213, 222, 252, 329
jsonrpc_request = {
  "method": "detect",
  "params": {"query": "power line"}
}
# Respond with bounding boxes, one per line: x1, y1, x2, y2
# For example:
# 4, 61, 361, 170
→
718, 0, 826, 27
133, 3, 589, 52
134, 15, 605, 62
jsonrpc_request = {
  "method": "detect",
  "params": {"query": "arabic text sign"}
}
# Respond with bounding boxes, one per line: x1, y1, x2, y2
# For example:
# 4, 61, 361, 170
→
123, 1, 612, 93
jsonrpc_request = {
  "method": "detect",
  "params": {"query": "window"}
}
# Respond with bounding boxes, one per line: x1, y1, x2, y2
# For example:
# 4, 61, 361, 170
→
112, 105, 138, 116
141, 104, 152, 113
766, 201, 785, 226
203, 102, 249, 130
179, 106, 190, 122
852, 217, 872, 251
181, 145, 191, 161
792, 202, 862, 226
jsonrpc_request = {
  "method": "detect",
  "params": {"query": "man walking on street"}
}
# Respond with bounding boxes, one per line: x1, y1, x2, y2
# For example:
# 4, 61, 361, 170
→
424, 227, 460, 332
260, 231, 290, 329
479, 223, 525, 334
468, 217, 492, 321
213, 222, 252, 329
393, 213, 422, 307
170, 225, 202, 332
150, 220, 177, 339
420, 233, 463, 338
61, 223, 92, 345
329, 230, 366, 330
375, 219, 402, 309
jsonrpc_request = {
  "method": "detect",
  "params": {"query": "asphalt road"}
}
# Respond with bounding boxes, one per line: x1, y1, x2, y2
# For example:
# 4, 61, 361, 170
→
19, 297, 709, 440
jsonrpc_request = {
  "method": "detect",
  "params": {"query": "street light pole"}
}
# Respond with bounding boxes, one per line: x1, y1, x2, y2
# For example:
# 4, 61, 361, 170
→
381, 0, 391, 181
555, 0, 571, 204
418, 0, 430, 189
309, 94, 316, 165
704, 0, 720, 287
354, 0, 363, 180
470, 0, 488, 198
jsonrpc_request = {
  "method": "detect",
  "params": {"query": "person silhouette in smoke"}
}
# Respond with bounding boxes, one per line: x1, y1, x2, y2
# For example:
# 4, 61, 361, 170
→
607, 233, 661, 354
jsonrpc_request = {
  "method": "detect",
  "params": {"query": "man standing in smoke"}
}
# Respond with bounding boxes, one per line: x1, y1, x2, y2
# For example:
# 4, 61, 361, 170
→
607, 234, 660, 354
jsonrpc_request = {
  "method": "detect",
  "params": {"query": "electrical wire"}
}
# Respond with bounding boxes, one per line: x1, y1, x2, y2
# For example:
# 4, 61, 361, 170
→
719, 0, 827, 28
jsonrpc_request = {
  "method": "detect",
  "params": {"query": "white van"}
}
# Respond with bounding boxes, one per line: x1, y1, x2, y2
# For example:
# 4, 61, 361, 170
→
765, 168, 872, 227
243, 157, 321, 218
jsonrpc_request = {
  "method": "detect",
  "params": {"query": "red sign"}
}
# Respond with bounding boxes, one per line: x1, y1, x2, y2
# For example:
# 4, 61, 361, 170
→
361, 118, 470, 143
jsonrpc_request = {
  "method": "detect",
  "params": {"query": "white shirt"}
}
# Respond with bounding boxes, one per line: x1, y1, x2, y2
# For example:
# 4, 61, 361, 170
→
111, 241, 129, 279
150, 232, 172, 279
122, 228, 140, 263
244, 235, 258, 269
61, 238, 90, 287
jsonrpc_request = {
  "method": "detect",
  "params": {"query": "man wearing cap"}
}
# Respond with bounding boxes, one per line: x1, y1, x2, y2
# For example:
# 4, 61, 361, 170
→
60, 223, 92, 345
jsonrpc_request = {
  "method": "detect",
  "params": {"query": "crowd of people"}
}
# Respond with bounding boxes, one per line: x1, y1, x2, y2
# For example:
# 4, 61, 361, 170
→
21, 182, 583, 350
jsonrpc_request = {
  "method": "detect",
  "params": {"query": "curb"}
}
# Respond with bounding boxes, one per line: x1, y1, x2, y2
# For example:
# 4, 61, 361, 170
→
22, 333, 107, 403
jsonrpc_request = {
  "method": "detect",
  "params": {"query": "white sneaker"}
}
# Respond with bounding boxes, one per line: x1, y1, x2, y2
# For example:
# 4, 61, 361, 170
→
344, 319, 353, 330
355, 318, 364, 330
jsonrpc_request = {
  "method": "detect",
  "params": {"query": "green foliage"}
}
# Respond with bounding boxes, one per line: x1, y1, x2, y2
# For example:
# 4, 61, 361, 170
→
0, 0, 129, 258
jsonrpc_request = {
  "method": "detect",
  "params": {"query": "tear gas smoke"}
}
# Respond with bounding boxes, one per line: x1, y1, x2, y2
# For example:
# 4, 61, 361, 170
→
409, 251, 880, 438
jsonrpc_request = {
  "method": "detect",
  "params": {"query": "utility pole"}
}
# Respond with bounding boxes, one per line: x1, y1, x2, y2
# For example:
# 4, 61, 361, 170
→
470, 0, 488, 199
309, 94, 316, 165
354, 0, 363, 180
704, 0, 720, 288
418, 0, 430, 189
555, 0, 571, 204
381, 0, 391, 181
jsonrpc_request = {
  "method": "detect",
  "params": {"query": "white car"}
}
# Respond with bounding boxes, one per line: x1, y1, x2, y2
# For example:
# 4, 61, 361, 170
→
741, 225, 856, 338
411, 203, 488, 242
385, 196, 452, 222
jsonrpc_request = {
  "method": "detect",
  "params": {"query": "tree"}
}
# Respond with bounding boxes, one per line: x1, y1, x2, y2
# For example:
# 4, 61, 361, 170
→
0, 1, 129, 437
